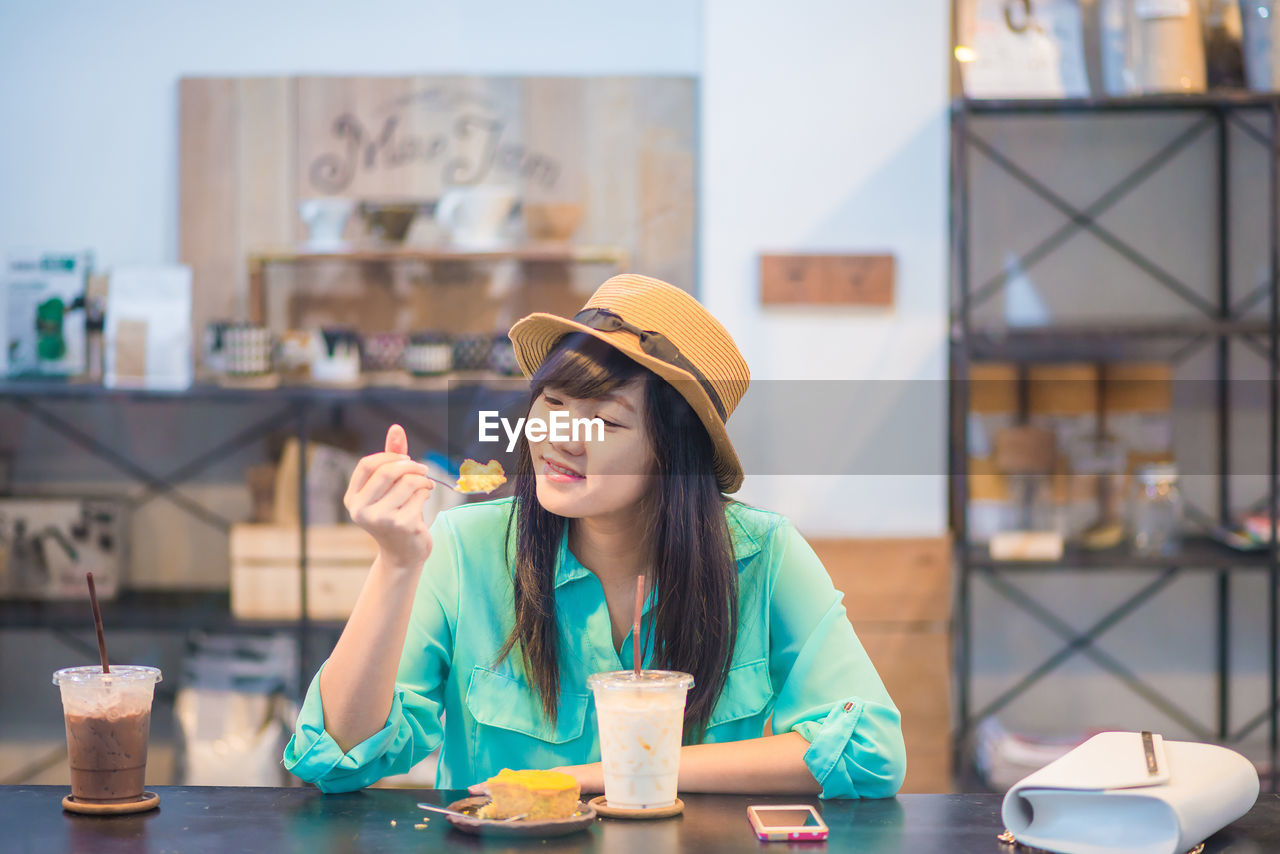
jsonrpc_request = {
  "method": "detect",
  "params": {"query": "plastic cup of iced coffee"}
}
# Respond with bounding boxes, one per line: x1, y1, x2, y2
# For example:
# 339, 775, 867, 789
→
587, 670, 693, 810
52, 665, 162, 803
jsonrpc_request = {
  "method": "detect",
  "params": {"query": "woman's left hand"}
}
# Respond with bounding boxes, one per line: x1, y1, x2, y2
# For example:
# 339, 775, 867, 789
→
466, 763, 605, 796
549, 763, 605, 794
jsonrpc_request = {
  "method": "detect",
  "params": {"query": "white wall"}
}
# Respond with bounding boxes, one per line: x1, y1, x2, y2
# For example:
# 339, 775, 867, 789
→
702, 0, 950, 535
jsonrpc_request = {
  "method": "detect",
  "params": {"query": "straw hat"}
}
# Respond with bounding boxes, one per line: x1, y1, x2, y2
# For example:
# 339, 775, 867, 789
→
508, 274, 750, 493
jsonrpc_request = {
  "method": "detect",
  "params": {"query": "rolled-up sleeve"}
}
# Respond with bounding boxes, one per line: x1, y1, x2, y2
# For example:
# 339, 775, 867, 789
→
283, 512, 459, 792
765, 520, 907, 799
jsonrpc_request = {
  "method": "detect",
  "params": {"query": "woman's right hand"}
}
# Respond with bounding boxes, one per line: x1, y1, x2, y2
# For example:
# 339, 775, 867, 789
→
344, 424, 435, 572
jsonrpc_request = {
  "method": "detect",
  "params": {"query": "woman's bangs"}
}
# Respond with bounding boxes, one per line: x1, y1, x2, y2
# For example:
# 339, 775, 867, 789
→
531, 333, 645, 400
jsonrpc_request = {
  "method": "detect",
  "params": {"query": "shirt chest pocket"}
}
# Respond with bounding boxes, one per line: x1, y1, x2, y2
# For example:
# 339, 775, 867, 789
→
465, 665, 588, 744
707, 658, 773, 730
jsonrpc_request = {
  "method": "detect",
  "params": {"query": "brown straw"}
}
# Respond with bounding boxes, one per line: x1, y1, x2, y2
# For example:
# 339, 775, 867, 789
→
633, 575, 644, 677
86, 572, 110, 674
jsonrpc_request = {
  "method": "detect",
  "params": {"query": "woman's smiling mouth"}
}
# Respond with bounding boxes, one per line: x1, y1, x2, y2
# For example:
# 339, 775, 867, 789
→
542, 458, 585, 482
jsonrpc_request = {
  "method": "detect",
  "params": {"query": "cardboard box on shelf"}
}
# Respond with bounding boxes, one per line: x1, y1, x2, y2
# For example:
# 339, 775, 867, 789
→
1027, 364, 1099, 418
969, 363, 1018, 414
1103, 362, 1173, 413
1106, 362, 1174, 458
229, 524, 377, 620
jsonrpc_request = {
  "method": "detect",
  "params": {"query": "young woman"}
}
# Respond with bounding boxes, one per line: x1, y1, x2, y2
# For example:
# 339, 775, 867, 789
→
284, 274, 906, 798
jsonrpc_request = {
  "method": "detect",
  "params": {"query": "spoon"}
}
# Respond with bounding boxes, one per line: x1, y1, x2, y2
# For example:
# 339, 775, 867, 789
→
423, 474, 462, 492
423, 473, 505, 495
417, 802, 528, 822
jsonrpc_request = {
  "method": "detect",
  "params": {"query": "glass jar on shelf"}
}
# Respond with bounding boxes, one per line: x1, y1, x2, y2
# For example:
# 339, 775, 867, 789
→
1130, 462, 1182, 556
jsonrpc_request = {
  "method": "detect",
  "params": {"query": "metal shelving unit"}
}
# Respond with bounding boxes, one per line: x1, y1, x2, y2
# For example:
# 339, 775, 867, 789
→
949, 93, 1280, 788
0, 378, 526, 699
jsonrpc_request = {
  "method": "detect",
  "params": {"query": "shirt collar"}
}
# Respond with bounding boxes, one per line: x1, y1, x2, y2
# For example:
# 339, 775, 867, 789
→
553, 505, 763, 590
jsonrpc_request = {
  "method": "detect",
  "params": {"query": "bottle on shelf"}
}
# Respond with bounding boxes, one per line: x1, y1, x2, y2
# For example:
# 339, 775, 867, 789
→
1130, 462, 1182, 556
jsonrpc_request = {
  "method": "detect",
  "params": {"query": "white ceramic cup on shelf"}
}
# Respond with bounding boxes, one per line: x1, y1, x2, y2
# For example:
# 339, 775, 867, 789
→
298, 198, 355, 248
435, 186, 519, 249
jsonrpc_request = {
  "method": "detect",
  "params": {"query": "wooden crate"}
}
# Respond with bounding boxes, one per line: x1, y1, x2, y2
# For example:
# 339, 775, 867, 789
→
229, 524, 377, 620
811, 536, 954, 793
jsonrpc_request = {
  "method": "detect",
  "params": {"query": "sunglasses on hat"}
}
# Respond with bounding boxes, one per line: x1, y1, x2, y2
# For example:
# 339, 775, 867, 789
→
573, 307, 727, 421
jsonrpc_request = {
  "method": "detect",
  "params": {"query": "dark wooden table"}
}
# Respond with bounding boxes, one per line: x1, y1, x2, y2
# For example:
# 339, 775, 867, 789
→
5, 786, 1279, 853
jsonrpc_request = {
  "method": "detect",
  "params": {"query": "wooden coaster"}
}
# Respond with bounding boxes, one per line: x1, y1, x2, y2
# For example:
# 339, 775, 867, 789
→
587, 795, 684, 819
62, 791, 160, 815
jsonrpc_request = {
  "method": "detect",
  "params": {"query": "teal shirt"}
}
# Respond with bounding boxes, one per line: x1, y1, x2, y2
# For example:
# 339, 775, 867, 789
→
283, 498, 906, 798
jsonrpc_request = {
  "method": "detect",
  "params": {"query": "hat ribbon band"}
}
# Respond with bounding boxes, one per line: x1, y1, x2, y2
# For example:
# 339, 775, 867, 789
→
572, 308, 727, 421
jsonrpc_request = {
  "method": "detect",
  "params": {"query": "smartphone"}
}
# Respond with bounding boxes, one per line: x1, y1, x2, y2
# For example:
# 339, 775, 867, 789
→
746, 804, 830, 842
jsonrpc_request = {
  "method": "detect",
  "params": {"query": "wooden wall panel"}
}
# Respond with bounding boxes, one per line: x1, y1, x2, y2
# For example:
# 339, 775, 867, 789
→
636, 78, 697, 289
582, 79, 641, 271
812, 535, 955, 793
179, 78, 239, 348
813, 536, 952, 624
237, 78, 297, 316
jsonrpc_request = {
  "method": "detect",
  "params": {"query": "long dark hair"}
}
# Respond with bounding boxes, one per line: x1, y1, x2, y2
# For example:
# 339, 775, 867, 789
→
497, 333, 738, 739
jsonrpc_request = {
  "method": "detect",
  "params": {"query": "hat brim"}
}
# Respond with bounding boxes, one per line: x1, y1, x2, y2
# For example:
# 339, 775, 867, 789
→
508, 313, 745, 493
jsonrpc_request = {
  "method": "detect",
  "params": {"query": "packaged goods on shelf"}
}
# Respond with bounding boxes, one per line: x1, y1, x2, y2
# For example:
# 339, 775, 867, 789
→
954, 0, 1090, 99
452, 333, 494, 372
104, 266, 193, 390
2, 249, 91, 378
967, 361, 1176, 548
488, 333, 521, 375
206, 322, 273, 377
360, 331, 408, 373
406, 331, 453, 376
311, 327, 361, 385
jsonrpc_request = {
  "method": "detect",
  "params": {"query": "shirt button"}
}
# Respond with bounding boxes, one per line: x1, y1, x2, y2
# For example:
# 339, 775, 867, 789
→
843, 701, 854, 712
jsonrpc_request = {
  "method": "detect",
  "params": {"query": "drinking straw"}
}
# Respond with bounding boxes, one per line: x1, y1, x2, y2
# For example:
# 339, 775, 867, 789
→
86, 572, 110, 674
633, 574, 644, 677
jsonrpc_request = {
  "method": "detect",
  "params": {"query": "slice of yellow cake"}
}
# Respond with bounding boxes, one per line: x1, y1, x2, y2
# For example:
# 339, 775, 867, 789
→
455, 459, 507, 494
479, 768, 580, 820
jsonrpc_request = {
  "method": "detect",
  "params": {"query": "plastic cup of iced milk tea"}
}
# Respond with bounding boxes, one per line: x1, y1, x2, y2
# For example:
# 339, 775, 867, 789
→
52, 666, 162, 803
588, 670, 693, 810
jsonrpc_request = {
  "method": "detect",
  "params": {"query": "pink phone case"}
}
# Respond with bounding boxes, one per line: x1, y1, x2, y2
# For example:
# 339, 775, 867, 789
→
754, 827, 829, 842
747, 805, 830, 841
